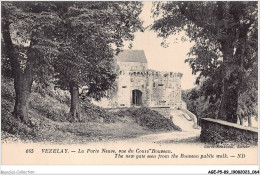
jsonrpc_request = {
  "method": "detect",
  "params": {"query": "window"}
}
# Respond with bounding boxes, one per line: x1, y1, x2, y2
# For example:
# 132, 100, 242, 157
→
153, 82, 156, 88
120, 104, 125, 106
122, 86, 127, 88
158, 84, 164, 86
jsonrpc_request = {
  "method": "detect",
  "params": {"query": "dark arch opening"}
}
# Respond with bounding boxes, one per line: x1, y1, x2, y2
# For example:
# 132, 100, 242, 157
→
132, 89, 142, 106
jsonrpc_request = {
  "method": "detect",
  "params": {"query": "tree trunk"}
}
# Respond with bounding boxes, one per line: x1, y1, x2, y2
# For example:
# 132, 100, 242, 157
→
238, 115, 244, 126
218, 42, 240, 123
2, 13, 33, 123
13, 66, 33, 123
69, 82, 81, 122
218, 72, 240, 123
217, 2, 250, 124
248, 116, 252, 127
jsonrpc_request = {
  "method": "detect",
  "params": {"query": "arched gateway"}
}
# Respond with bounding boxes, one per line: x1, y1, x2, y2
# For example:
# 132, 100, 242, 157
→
132, 89, 142, 106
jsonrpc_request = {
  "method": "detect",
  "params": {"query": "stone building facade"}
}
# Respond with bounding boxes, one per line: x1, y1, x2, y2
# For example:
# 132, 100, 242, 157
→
95, 50, 184, 109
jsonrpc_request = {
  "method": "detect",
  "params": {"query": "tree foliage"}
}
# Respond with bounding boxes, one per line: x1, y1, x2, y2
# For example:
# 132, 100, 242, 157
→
52, 2, 143, 99
49, 2, 143, 120
1, 2, 144, 122
2, 2, 62, 122
152, 1, 258, 123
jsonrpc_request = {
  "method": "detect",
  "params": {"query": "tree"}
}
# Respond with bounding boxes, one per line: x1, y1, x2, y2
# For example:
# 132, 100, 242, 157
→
237, 57, 258, 126
152, 2, 257, 123
2, 2, 60, 123
51, 2, 143, 121
2, 2, 143, 123
54, 39, 118, 121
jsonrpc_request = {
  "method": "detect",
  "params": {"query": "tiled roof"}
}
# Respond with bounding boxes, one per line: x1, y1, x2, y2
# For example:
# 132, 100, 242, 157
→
115, 50, 147, 63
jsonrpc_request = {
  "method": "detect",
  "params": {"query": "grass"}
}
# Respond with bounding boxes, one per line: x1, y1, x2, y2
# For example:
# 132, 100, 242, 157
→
113, 108, 182, 131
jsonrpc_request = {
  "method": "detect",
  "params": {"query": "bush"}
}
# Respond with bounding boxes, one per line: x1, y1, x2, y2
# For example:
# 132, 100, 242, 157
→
1, 77, 15, 102
80, 100, 115, 123
115, 107, 182, 131
1, 106, 38, 141
29, 93, 69, 122
32, 83, 71, 105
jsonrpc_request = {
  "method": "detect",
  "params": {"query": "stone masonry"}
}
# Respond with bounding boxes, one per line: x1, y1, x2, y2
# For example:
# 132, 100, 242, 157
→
95, 50, 185, 109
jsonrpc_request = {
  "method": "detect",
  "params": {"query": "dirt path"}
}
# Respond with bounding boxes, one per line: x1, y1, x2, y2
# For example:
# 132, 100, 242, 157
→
124, 129, 201, 144
92, 127, 202, 148
99, 109, 202, 146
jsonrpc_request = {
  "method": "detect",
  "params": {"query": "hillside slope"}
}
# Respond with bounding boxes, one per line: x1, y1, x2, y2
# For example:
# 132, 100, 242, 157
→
2, 77, 181, 143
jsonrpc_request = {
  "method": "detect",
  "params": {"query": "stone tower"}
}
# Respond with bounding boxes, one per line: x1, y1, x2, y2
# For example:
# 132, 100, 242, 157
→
94, 50, 184, 109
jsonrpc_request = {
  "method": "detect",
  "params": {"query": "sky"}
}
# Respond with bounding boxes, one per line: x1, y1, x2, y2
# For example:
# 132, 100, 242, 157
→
124, 2, 197, 90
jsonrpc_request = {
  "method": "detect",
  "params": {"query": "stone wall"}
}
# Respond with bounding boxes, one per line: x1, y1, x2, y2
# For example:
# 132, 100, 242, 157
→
118, 61, 147, 72
150, 107, 171, 119
147, 71, 182, 108
94, 59, 184, 109
200, 118, 258, 144
117, 72, 131, 107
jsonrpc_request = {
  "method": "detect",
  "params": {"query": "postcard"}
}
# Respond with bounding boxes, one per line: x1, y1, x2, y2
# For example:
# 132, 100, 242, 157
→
1, 1, 258, 169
